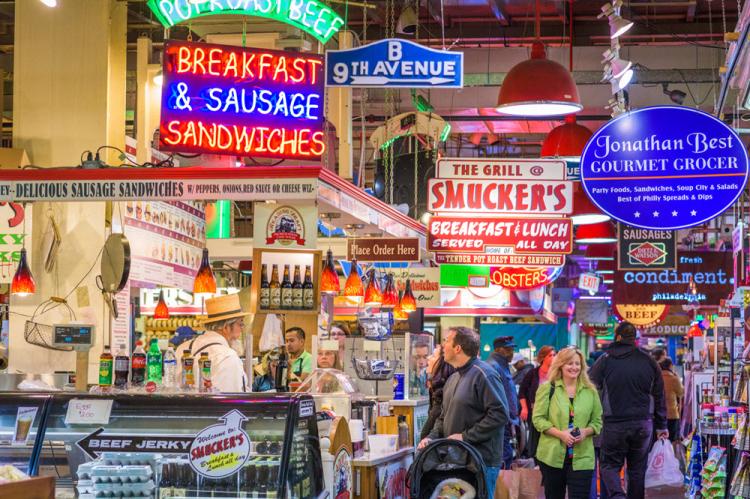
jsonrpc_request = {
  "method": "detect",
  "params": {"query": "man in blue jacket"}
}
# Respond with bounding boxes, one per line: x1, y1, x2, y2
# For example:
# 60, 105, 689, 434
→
487, 336, 520, 469
418, 327, 509, 498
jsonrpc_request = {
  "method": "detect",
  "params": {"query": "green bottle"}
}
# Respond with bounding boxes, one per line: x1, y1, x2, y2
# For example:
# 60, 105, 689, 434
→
147, 338, 162, 384
99, 345, 113, 387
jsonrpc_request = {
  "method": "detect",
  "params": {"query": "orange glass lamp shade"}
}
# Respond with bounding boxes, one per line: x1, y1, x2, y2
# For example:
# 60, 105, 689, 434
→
571, 185, 611, 226
393, 292, 408, 320
574, 222, 617, 244
541, 115, 593, 160
496, 42, 582, 117
343, 258, 364, 297
382, 274, 399, 308
153, 289, 170, 319
364, 270, 383, 305
585, 243, 616, 261
400, 279, 418, 313
11, 248, 35, 296
193, 248, 217, 294
320, 249, 340, 294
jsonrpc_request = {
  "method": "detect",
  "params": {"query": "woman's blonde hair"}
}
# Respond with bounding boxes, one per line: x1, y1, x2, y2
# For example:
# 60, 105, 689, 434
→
547, 347, 596, 390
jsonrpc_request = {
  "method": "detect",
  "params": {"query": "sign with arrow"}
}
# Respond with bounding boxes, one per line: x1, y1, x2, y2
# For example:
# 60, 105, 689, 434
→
325, 39, 463, 88
188, 410, 251, 479
76, 428, 194, 459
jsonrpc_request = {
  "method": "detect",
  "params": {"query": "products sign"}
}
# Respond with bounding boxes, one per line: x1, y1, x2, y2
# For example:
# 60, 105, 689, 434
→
641, 324, 690, 336
489, 266, 563, 291
253, 202, 317, 250
617, 223, 676, 271
613, 304, 670, 327
580, 106, 749, 230
77, 428, 195, 459
435, 253, 565, 266
428, 216, 572, 254
578, 272, 601, 295
146, 0, 344, 44
613, 251, 733, 305
436, 158, 566, 181
13, 407, 37, 446
159, 40, 325, 160
189, 410, 250, 479
427, 179, 573, 214
348, 237, 420, 262
326, 39, 463, 88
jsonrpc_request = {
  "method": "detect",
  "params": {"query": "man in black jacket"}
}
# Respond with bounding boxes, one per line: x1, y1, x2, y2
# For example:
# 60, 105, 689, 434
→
418, 327, 509, 498
590, 322, 669, 499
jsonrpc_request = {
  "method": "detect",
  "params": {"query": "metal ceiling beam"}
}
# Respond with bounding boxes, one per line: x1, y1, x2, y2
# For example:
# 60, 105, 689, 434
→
487, 0, 510, 25
462, 68, 716, 86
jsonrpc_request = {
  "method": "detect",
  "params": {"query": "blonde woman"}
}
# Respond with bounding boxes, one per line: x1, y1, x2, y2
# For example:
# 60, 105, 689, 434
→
532, 347, 602, 499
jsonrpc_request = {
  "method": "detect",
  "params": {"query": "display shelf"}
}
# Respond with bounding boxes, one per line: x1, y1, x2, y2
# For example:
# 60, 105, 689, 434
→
255, 309, 319, 316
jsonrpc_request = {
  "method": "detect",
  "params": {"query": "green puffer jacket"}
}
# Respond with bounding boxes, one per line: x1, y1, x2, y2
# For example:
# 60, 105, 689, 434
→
532, 379, 603, 470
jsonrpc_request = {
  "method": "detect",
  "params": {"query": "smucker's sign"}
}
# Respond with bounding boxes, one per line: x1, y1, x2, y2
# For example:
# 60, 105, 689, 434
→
189, 410, 250, 479
427, 179, 573, 214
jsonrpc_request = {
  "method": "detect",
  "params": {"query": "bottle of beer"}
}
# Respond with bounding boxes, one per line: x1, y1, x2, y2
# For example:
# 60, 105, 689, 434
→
269, 264, 281, 310
259, 263, 270, 310
99, 345, 113, 389
280, 265, 293, 310
303, 265, 314, 310
275, 347, 289, 392
291, 265, 303, 310
114, 344, 129, 389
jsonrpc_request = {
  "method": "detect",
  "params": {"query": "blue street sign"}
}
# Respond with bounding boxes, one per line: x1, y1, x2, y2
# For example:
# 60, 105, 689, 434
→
580, 106, 749, 230
325, 39, 463, 88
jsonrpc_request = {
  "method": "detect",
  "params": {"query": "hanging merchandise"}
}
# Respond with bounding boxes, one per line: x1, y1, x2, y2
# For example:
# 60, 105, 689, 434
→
731, 452, 750, 497
687, 432, 703, 497
700, 446, 727, 498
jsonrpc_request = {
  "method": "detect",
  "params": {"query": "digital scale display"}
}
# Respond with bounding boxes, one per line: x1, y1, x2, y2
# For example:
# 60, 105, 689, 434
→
53, 324, 94, 348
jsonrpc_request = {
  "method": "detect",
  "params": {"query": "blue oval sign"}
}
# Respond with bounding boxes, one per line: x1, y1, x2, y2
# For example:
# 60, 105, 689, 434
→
580, 106, 749, 230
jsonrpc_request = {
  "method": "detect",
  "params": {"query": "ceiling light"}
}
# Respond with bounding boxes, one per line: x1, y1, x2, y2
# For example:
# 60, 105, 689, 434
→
344, 258, 364, 297
320, 249, 340, 294
574, 222, 617, 244
541, 115, 593, 161
153, 72, 164, 87
571, 184, 611, 225
496, 42, 582, 117
609, 15, 634, 39
153, 289, 170, 320
607, 68, 633, 93
11, 248, 36, 296
420, 212, 432, 224
396, 5, 418, 35
193, 248, 217, 294
40, 0, 57, 7
400, 279, 418, 313
662, 83, 686, 105
602, 278, 615, 285
469, 133, 484, 146
585, 244, 616, 261
607, 58, 632, 79
364, 269, 383, 306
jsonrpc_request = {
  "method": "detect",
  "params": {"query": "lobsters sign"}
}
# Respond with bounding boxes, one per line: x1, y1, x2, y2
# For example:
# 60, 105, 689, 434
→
581, 106, 749, 230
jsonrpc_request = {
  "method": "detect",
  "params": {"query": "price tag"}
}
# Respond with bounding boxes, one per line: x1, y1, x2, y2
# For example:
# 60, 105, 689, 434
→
65, 399, 113, 425
363, 340, 381, 352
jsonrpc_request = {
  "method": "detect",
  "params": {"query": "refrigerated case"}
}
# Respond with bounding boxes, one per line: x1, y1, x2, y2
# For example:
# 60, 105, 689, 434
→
0, 392, 325, 498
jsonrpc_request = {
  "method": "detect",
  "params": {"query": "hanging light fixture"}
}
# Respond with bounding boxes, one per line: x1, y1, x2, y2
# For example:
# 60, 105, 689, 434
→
364, 269, 383, 306
571, 185, 611, 226
541, 115, 593, 162
396, 5, 418, 35
400, 279, 418, 313
11, 248, 36, 296
574, 222, 617, 244
382, 274, 399, 308
585, 243, 616, 261
320, 249, 340, 294
599, 1, 633, 39
153, 289, 170, 320
393, 291, 409, 320
344, 258, 364, 297
193, 248, 217, 294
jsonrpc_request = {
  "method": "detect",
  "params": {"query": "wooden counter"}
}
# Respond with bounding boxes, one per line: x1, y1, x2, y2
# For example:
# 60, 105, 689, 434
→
352, 447, 414, 499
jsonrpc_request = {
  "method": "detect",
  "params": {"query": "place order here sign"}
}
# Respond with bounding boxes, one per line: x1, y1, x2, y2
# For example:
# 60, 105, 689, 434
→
427, 158, 573, 271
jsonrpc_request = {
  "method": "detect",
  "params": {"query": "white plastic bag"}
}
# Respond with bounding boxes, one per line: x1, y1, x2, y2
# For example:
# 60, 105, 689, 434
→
645, 439, 684, 488
259, 314, 284, 353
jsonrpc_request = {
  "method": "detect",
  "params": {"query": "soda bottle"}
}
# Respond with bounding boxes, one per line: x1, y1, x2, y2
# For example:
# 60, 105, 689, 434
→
181, 350, 195, 390
163, 346, 177, 389
201, 359, 212, 393
114, 344, 129, 389
198, 352, 209, 391
99, 345, 113, 388
147, 338, 163, 384
131, 340, 147, 387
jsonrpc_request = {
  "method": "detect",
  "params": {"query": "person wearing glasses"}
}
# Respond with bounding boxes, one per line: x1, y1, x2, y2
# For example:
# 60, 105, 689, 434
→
175, 294, 249, 392
533, 347, 602, 499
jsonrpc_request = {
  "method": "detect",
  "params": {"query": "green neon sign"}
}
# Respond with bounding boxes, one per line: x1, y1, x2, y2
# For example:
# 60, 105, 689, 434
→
147, 0, 344, 44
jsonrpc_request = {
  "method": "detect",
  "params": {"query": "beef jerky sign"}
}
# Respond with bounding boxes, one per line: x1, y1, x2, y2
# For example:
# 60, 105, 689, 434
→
618, 223, 676, 271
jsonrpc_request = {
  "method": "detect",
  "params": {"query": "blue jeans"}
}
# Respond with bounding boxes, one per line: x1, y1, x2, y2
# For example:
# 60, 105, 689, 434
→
486, 466, 500, 498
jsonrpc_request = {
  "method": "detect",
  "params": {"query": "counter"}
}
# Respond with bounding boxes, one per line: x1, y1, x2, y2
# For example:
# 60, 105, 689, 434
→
352, 447, 414, 499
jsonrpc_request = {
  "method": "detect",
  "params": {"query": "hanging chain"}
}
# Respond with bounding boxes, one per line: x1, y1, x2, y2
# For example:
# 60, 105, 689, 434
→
384, 0, 396, 203
721, 0, 728, 46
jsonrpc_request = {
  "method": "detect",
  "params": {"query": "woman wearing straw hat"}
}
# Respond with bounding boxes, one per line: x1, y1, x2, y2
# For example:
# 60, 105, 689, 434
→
176, 293, 250, 392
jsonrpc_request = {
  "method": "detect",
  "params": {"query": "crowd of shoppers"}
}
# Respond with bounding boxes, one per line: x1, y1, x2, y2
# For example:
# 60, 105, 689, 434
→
416, 322, 674, 499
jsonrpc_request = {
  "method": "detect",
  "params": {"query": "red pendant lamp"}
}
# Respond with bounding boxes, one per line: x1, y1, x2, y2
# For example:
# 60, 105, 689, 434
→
153, 289, 170, 320
541, 115, 593, 160
575, 222, 617, 244
344, 258, 364, 297
11, 248, 35, 296
571, 185, 611, 225
393, 291, 408, 320
320, 249, 340, 294
382, 274, 399, 308
399, 279, 418, 313
193, 248, 217, 294
364, 269, 383, 305
584, 243, 616, 261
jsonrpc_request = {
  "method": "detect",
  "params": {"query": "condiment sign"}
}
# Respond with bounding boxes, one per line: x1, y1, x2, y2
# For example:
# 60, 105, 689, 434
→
189, 410, 250, 479
435, 253, 565, 266
146, 0, 344, 44
160, 40, 325, 160
618, 223, 676, 271
580, 106, 749, 230
613, 303, 669, 327
613, 251, 733, 305
326, 39, 463, 88
427, 179, 573, 214
436, 158, 566, 181
428, 216, 572, 254
488, 266, 563, 291
347, 238, 420, 262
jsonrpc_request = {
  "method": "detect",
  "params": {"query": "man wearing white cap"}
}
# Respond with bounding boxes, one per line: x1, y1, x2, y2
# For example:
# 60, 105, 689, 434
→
176, 293, 250, 392
512, 353, 533, 386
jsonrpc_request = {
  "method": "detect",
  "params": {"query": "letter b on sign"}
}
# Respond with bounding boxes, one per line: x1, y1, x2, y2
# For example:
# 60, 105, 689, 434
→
388, 41, 402, 61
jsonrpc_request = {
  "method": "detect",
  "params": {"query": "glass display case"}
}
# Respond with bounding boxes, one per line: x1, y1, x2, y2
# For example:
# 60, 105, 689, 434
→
0, 392, 325, 498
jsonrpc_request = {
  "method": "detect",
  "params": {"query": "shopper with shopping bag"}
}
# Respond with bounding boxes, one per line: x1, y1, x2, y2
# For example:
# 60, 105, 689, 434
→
644, 438, 684, 489
532, 347, 603, 499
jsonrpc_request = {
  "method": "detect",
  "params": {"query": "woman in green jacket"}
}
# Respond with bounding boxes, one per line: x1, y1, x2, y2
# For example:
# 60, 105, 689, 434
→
532, 346, 602, 499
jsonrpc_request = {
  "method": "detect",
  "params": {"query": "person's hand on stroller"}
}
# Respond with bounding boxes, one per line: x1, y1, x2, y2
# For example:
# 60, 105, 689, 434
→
418, 437, 432, 450
447, 433, 463, 441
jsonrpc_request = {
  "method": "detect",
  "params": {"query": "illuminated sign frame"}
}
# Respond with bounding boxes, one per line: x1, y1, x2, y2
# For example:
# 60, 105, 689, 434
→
488, 266, 563, 291
146, 0, 344, 44
159, 40, 326, 160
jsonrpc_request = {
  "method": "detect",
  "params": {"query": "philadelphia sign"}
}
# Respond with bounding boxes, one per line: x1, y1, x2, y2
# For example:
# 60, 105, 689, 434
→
580, 106, 749, 230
